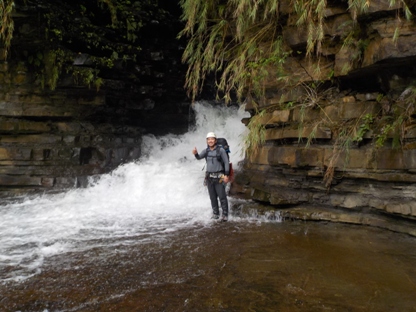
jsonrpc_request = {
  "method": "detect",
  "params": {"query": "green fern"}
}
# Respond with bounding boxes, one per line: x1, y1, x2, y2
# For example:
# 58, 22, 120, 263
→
244, 109, 267, 161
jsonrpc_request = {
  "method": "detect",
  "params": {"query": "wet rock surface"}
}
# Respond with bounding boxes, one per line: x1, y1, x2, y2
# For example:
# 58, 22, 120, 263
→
1, 221, 416, 311
233, 0, 416, 224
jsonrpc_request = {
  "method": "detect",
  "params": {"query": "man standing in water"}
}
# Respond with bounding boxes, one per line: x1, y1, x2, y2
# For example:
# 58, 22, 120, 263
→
193, 132, 230, 221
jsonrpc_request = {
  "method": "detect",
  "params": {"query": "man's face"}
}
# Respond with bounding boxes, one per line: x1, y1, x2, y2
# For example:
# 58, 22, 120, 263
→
207, 137, 216, 147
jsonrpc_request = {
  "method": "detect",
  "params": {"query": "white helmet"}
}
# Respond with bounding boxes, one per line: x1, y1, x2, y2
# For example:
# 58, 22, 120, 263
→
206, 132, 216, 139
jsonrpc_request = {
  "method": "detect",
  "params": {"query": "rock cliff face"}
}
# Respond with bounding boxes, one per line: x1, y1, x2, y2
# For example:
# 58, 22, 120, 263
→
0, 1, 190, 198
231, 0, 416, 225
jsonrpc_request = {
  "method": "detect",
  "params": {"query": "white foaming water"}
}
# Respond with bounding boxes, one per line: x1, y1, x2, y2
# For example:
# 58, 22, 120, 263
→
0, 102, 250, 283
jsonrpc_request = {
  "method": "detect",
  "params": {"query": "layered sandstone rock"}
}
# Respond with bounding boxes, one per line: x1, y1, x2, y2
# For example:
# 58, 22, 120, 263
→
232, 0, 416, 222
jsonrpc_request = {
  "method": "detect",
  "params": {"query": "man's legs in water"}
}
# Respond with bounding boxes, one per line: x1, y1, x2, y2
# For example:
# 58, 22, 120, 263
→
207, 179, 220, 217
214, 182, 228, 217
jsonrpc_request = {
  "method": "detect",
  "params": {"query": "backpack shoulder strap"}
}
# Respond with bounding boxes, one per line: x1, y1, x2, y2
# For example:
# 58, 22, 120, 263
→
216, 146, 225, 166
205, 146, 226, 164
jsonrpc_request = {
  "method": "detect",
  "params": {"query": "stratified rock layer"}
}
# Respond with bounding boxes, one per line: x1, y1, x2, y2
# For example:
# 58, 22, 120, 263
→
231, 0, 416, 223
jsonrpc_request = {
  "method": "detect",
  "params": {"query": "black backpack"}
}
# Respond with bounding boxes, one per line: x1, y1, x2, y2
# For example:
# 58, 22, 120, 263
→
216, 138, 230, 157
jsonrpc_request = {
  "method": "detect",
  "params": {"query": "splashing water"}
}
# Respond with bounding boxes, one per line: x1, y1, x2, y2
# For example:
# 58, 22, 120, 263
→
0, 102, 250, 283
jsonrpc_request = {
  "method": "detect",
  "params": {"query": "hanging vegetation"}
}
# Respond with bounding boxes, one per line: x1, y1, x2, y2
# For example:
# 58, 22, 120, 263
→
179, 0, 413, 103
179, 0, 289, 103
0, 0, 14, 59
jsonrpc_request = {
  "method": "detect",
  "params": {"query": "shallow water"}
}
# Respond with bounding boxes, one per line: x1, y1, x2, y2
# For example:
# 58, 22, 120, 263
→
1, 220, 416, 311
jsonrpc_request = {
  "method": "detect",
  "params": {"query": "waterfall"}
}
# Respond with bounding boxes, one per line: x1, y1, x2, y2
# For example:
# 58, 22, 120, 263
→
0, 102, 249, 283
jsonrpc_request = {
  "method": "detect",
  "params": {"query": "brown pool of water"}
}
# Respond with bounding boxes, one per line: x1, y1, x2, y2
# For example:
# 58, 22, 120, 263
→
1, 221, 416, 311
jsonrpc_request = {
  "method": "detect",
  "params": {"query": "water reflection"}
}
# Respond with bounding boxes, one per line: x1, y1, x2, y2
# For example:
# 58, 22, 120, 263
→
1, 221, 416, 311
